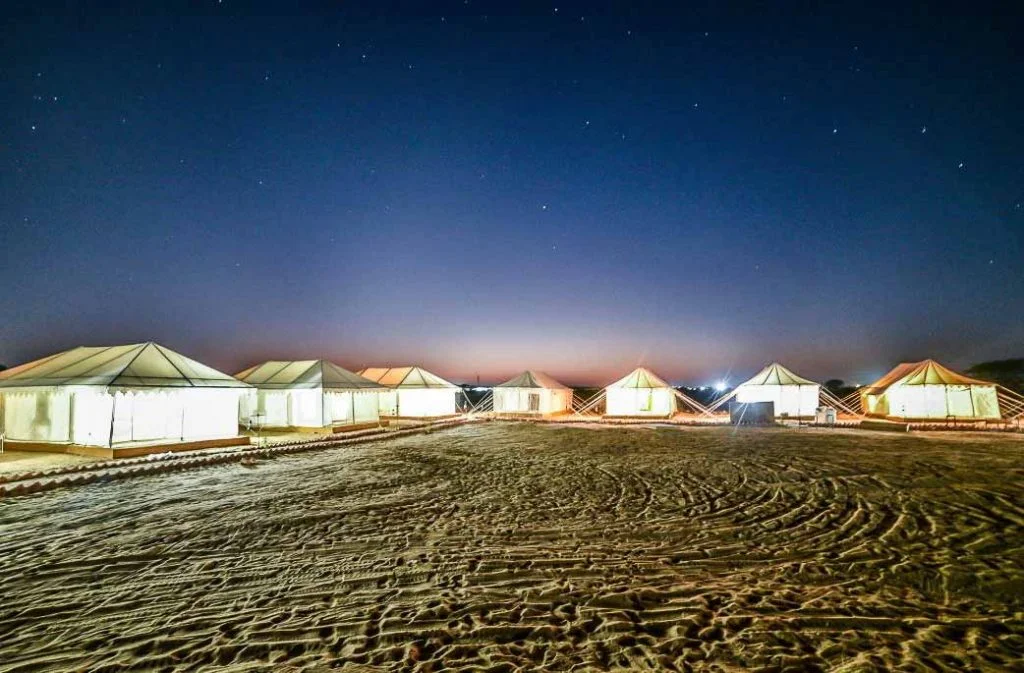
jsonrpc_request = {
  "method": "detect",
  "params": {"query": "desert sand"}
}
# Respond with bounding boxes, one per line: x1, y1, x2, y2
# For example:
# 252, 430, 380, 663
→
0, 423, 1022, 671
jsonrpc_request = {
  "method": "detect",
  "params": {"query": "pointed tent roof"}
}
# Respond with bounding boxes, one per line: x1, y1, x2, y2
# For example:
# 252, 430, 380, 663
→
865, 359, 995, 394
739, 362, 818, 387
0, 343, 251, 389
495, 370, 570, 390
606, 367, 673, 390
357, 366, 458, 389
235, 360, 385, 391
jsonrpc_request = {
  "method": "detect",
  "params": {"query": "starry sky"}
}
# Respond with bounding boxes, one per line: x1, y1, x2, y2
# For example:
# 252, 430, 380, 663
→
2, 2, 1022, 387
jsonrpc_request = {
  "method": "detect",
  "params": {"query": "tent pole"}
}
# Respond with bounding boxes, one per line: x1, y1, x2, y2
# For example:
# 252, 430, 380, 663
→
108, 393, 117, 448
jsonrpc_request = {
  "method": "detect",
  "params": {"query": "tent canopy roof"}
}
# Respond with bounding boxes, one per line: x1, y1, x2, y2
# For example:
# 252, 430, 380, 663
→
495, 370, 570, 390
864, 359, 995, 393
739, 362, 819, 387
235, 360, 385, 391
606, 367, 673, 390
0, 343, 251, 390
357, 366, 458, 389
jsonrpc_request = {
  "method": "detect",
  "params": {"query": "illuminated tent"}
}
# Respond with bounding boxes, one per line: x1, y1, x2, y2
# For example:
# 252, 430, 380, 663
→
0, 343, 250, 447
605, 367, 677, 417
861, 359, 1001, 420
734, 362, 820, 418
493, 371, 572, 415
357, 366, 460, 417
235, 360, 384, 429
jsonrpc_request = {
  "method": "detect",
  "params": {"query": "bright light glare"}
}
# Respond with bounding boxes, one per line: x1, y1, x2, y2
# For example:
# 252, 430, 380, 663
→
714, 380, 728, 392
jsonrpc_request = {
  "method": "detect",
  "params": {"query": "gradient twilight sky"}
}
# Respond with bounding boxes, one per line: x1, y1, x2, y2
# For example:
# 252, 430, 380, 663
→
2, 2, 1022, 386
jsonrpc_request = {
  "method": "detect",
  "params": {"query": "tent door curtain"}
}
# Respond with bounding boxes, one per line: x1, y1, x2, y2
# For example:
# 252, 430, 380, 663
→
1, 391, 72, 443
528, 393, 540, 412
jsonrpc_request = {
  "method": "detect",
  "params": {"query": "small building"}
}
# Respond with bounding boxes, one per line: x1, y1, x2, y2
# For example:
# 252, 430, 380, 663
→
0, 343, 251, 457
604, 367, 677, 417
861, 359, 1001, 420
493, 371, 572, 415
733, 362, 821, 418
357, 366, 460, 417
235, 360, 384, 430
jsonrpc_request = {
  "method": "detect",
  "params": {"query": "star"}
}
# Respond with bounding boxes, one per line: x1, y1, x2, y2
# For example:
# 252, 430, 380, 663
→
541, 204, 548, 210
832, 127, 838, 134
920, 126, 927, 134
958, 162, 965, 169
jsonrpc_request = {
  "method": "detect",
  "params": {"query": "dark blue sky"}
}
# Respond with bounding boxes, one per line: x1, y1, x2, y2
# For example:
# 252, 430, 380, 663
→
2, 1, 1022, 386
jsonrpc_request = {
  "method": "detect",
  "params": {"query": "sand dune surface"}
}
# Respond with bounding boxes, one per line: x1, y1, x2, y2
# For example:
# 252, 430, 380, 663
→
0, 423, 1022, 671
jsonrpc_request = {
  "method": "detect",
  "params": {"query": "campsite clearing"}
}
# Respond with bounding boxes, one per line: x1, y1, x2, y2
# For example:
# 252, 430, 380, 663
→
0, 423, 1021, 671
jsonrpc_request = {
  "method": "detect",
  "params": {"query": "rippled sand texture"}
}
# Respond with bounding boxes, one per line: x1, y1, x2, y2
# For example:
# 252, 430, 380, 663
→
1, 424, 1022, 672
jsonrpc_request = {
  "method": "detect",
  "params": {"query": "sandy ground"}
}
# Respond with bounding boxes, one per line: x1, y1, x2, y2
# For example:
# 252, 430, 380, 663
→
0, 450, 98, 475
0, 423, 1022, 672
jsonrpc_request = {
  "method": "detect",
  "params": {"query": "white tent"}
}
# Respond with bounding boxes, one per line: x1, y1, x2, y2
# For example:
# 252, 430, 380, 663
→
734, 362, 821, 418
861, 359, 1000, 420
0, 343, 250, 448
605, 367, 677, 417
493, 371, 572, 415
235, 360, 384, 429
357, 366, 459, 417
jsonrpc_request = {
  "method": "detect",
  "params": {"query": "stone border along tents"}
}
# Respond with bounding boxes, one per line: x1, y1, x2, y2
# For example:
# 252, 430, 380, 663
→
0, 418, 468, 499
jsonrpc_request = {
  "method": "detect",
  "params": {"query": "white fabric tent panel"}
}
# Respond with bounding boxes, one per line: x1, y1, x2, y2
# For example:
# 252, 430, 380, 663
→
2, 391, 72, 442
883, 383, 1001, 419
71, 389, 114, 446
289, 389, 323, 427
353, 392, 379, 423
324, 390, 380, 425
945, 385, 974, 417
735, 384, 820, 417
323, 391, 380, 422
971, 386, 1000, 419
396, 389, 456, 417
258, 391, 291, 427
494, 387, 571, 414
181, 389, 242, 440
606, 388, 676, 416
128, 391, 185, 442
325, 391, 353, 424
377, 390, 399, 416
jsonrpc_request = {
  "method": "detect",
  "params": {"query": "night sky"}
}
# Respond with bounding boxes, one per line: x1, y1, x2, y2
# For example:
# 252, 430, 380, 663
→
2, 2, 1022, 386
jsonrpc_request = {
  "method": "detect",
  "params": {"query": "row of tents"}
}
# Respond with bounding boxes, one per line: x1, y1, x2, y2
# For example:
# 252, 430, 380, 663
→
0, 342, 1021, 454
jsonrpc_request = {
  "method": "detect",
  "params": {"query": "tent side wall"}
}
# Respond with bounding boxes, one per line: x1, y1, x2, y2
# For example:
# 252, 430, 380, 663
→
545, 389, 572, 413
112, 389, 243, 443
324, 390, 381, 425
1, 390, 73, 443
735, 384, 820, 417
605, 388, 676, 416
870, 383, 1002, 420
395, 389, 456, 417
493, 388, 572, 414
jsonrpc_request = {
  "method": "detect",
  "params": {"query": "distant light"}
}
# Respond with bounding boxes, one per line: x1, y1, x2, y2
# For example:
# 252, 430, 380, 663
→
714, 380, 728, 392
